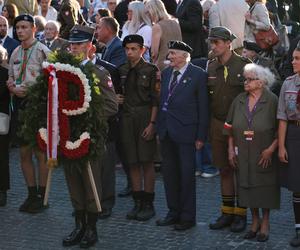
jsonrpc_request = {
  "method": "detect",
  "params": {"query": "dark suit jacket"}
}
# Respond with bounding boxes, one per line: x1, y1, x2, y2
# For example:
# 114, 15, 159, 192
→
3, 36, 19, 59
157, 63, 208, 143
41, 37, 69, 52
176, 0, 207, 58
102, 37, 126, 68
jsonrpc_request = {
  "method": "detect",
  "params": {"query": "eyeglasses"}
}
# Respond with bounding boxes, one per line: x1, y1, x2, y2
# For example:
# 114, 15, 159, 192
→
244, 77, 259, 83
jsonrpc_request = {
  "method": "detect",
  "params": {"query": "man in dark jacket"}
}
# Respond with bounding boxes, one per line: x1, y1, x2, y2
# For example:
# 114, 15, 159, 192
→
176, 0, 207, 59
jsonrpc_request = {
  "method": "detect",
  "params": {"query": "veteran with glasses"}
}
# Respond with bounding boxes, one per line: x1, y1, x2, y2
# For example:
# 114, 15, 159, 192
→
224, 63, 280, 242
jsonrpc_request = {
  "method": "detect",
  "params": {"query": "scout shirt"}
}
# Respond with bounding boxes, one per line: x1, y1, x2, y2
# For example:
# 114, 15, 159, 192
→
9, 41, 50, 89
118, 58, 160, 113
277, 74, 300, 121
207, 52, 251, 121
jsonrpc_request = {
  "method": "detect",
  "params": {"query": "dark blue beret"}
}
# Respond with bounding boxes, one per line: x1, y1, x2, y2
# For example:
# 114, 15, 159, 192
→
168, 40, 193, 53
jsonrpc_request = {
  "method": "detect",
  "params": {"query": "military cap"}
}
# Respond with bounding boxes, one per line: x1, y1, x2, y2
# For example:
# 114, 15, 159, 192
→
243, 40, 261, 53
69, 25, 95, 43
208, 26, 236, 41
122, 34, 144, 47
14, 14, 35, 26
168, 40, 193, 53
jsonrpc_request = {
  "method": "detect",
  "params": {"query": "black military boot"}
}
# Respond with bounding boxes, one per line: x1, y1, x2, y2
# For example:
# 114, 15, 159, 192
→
80, 212, 98, 248
209, 213, 234, 230
230, 215, 247, 232
19, 186, 38, 213
290, 229, 300, 247
136, 192, 155, 221
63, 210, 86, 247
126, 191, 143, 220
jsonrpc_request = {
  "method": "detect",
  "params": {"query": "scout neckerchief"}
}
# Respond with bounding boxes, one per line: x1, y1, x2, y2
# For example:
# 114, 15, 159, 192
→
244, 96, 260, 141
16, 40, 38, 85
162, 70, 180, 111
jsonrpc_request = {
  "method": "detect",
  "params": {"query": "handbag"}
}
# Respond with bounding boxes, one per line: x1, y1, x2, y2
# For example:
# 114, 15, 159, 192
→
254, 25, 279, 50
0, 112, 10, 135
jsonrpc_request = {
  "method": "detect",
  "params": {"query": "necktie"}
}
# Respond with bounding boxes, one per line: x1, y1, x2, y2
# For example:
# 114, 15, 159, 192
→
46, 41, 51, 48
169, 70, 180, 92
101, 47, 107, 59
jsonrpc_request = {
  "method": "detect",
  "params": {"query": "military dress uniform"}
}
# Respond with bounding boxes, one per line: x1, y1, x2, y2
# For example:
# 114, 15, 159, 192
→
62, 25, 118, 248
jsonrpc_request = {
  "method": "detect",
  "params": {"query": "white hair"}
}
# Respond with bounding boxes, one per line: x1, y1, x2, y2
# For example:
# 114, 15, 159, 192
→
45, 20, 61, 32
202, 0, 215, 12
243, 63, 275, 88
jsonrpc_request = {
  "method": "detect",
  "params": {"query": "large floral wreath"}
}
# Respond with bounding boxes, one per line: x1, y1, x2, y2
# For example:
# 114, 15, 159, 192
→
19, 51, 107, 168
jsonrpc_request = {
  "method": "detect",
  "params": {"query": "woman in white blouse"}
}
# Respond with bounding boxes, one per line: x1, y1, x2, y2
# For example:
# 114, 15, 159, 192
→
121, 1, 152, 62
38, 0, 58, 21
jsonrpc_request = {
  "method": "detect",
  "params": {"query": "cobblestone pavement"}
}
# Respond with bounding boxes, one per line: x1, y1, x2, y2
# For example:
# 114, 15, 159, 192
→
0, 149, 297, 250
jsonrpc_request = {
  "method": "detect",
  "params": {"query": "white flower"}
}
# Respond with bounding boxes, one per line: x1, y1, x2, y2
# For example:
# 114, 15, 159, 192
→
65, 132, 90, 150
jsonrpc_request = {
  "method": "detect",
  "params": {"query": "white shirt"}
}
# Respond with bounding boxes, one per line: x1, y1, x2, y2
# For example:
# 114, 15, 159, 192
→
38, 6, 58, 21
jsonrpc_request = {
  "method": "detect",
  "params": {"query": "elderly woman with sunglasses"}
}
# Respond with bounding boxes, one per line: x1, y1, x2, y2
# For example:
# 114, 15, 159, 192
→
224, 63, 280, 242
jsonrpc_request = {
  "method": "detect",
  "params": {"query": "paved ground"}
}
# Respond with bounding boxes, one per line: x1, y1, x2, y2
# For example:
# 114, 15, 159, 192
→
0, 149, 297, 250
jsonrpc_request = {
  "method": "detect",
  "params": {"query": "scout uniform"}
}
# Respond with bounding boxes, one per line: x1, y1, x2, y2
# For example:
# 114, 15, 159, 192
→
207, 26, 251, 231
277, 71, 300, 247
8, 14, 50, 213
62, 25, 118, 248
277, 73, 300, 192
9, 15, 50, 145
118, 34, 160, 221
118, 39, 159, 167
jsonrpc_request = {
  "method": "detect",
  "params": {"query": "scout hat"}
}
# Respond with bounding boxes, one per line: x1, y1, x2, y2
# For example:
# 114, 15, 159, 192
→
168, 40, 193, 53
208, 26, 236, 41
14, 14, 35, 26
122, 34, 144, 47
243, 40, 261, 53
69, 25, 95, 43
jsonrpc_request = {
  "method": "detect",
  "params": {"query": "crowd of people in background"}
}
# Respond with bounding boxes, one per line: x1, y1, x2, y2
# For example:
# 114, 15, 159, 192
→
0, 0, 300, 248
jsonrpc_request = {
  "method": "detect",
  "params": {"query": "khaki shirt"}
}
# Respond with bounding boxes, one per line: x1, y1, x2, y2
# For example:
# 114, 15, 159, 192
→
118, 58, 160, 113
207, 52, 251, 121
277, 74, 300, 121
9, 41, 50, 89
